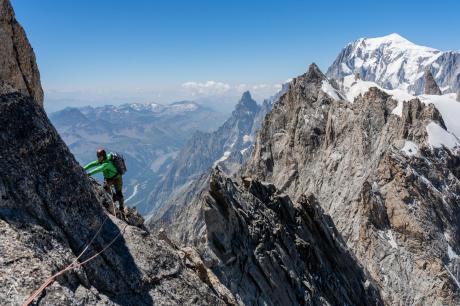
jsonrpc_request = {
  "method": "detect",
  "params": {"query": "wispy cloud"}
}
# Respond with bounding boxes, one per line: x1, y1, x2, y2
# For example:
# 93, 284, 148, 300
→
182, 81, 231, 96
182, 81, 283, 98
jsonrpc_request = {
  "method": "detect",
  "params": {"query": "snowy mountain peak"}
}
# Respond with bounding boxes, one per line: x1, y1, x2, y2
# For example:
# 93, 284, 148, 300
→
356, 33, 438, 52
380, 32, 406, 40
361, 33, 419, 47
327, 34, 459, 95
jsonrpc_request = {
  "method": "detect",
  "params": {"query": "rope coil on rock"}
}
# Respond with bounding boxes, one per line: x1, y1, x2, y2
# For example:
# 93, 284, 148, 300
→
22, 216, 127, 306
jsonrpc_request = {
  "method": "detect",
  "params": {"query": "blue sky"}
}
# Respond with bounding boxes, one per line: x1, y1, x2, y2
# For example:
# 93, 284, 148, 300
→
11, 0, 460, 112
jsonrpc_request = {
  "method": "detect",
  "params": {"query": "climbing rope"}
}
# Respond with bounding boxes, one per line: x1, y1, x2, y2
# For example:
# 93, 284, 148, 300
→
22, 216, 127, 306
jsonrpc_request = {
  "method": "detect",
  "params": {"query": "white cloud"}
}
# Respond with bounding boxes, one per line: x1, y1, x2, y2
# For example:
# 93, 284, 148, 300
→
252, 84, 268, 90
182, 81, 231, 96
181, 81, 283, 98
236, 83, 249, 91
178, 80, 284, 112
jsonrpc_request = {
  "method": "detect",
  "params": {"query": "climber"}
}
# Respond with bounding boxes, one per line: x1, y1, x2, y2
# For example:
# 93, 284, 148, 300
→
84, 148, 125, 213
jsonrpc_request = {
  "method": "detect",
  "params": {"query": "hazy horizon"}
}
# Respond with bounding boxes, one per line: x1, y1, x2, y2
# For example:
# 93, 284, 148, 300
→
11, 0, 460, 113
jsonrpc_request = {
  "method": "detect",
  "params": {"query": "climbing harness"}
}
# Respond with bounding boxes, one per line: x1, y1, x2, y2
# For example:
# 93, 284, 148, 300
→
22, 216, 127, 306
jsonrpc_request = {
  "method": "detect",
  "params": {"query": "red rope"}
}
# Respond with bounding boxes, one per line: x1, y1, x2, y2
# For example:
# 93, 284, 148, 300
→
22, 218, 127, 306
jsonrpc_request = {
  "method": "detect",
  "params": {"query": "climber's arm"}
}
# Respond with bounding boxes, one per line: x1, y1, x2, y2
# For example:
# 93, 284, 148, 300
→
87, 163, 108, 176
83, 160, 99, 171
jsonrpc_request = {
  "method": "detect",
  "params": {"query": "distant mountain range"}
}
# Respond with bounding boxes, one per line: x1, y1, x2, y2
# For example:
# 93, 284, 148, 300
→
49, 100, 227, 210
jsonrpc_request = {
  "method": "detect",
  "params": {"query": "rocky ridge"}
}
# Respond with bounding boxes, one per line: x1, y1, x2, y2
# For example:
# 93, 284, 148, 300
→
244, 64, 460, 304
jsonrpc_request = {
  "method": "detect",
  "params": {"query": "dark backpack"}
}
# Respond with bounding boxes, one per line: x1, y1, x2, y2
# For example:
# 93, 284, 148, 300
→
111, 152, 127, 175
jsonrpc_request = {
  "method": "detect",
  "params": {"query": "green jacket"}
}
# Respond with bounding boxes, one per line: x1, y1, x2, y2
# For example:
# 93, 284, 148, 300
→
84, 152, 118, 179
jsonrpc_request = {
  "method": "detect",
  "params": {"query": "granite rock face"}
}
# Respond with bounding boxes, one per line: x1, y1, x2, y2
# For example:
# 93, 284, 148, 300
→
424, 69, 442, 95
244, 64, 460, 304
0, 93, 228, 306
0, 0, 43, 106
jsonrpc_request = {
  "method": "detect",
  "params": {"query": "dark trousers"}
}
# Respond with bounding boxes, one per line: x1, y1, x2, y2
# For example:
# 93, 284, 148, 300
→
104, 174, 124, 209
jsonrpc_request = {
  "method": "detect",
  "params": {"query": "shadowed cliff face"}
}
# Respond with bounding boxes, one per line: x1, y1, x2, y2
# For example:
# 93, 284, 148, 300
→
0, 93, 230, 305
201, 170, 382, 306
0, 0, 43, 105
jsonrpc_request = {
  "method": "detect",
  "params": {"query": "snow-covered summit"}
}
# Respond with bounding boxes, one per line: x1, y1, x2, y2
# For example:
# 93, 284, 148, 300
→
327, 33, 460, 95
359, 33, 437, 52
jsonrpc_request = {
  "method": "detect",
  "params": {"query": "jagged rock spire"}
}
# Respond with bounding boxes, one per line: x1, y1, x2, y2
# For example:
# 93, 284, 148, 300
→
423, 68, 442, 95
0, 0, 43, 105
235, 90, 258, 112
306, 63, 326, 81
290, 63, 326, 89
240, 90, 252, 101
